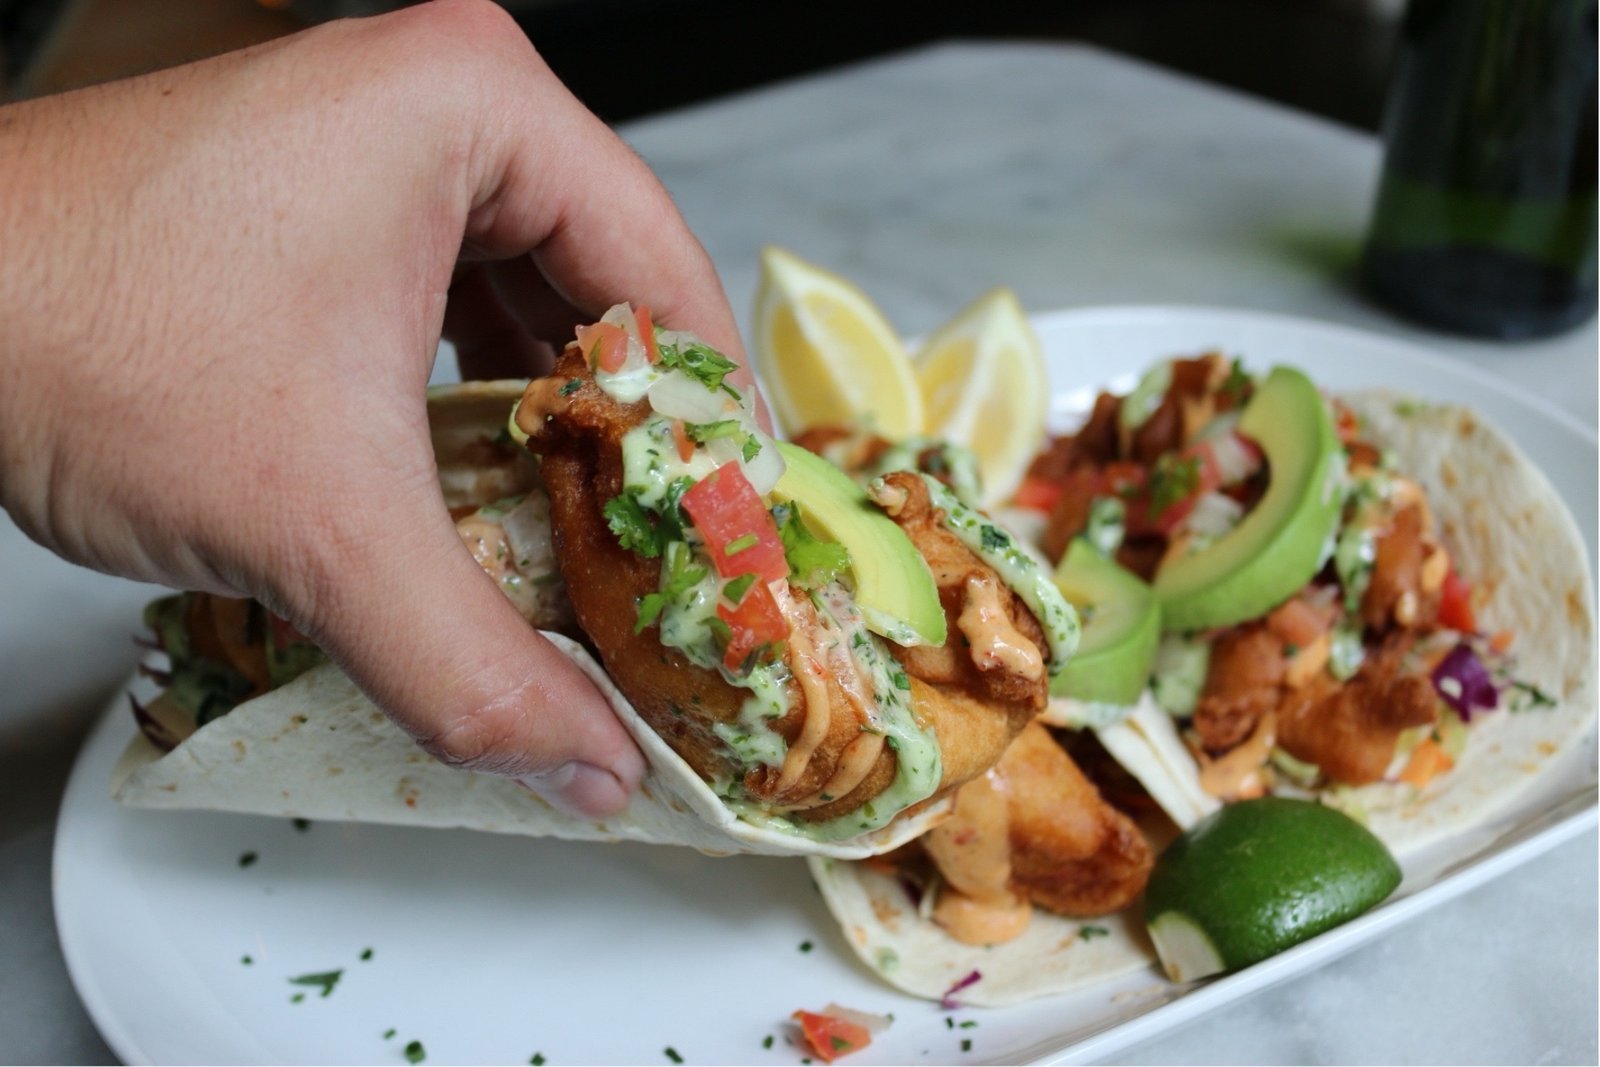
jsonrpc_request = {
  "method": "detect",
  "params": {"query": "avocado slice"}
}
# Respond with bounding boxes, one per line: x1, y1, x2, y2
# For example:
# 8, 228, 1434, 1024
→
1153, 365, 1343, 631
770, 442, 947, 646
1051, 538, 1161, 705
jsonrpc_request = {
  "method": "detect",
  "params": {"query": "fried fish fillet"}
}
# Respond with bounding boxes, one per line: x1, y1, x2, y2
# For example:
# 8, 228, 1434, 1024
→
516, 345, 1050, 827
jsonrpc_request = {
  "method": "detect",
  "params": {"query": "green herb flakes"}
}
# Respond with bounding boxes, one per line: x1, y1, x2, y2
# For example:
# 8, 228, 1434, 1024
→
404, 1040, 426, 1064
830, 1036, 851, 1051
774, 501, 850, 588
530, 1055, 546, 1066
798, 940, 813, 953
762, 1036, 774, 1050
1148, 453, 1200, 517
658, 340, 739, 394
290, 993, 305, 1004
288, 968, 343, 998
1079, 924, 1110, 940
238, 851, 258, 868
559, 378, 582, 396
240, 955, 253, 966
663, 1047, 684, 1064
980, 525, 1010, 552
722, 573, 757, 605
603, 494, 664, 558
360, 948, 373, 962
725, 533, 759, 555
383, 1029, 397, 1040
959, 1020, 978, 1029
961, 1038, 973, 1053
291, 818, 311, 832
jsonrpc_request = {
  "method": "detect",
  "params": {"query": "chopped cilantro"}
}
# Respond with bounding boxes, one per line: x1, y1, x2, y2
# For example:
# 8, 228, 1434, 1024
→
959, 1021, 978, 1029
723, 573, 757, 605
658, 340, 740, 394
1079, 924, 1110, 940
383, 1029, 397, 1040
636, 542, 710, 633
945, 1017, 954, 1030
238, 851, 258, 868
530, 1055, 546, 1066
288, 969, 343, 998
360, 948, 373, 962
558, 378, 582, 396
291, 818, 311, 832
1283, 643, 1300, 657
725, 533, 759, 555
290, 993, 305, 1004
741, 436, 762, 462
830, 1036, 852, 1051
979, 525, 1010, 552
762, 1036, 774, 1050
241, 955, 253, 965
1508, 680, 1557, 711
1147, 453, 1201, 517
663, 1047, 684, 1064
1219, 357, 1251, 402
685, 419, 741, 443
603, 494, 664, 558
961, 1038, 973, 1053
404, 1040, 426, 1064
798, 940, 813, 953
634, 594, 670, 634
773, 501, 850, 588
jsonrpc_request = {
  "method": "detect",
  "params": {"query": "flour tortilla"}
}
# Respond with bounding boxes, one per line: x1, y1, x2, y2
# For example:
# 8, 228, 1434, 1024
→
110, 380, 951, 859
810, 393, 1596, 1002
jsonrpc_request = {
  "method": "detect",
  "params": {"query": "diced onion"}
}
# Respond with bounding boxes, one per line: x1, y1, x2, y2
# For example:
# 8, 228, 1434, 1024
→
1210, 430, 1261, 485
501, 493, 556, 577
647, 371, 728, 423
821, 1004, 893, 1034
1186, 491, 1244, 540
741, 432, 787, 495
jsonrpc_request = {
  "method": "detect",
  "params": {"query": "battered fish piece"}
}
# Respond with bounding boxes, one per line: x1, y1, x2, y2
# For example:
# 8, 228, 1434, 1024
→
516, 338, 1053, 828
917, 722, 1153, 945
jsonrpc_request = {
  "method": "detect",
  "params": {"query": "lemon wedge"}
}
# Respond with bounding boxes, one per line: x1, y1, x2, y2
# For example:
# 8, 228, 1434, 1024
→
751, 246, 923, 439
914, 287, 1047, 506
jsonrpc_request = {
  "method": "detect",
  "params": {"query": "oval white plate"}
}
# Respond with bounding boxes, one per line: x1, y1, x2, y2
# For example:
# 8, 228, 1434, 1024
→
55, 307, 1598, 1065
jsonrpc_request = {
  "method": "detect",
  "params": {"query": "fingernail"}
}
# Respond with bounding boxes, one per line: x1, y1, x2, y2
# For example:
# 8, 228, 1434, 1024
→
518, 761, 631, 819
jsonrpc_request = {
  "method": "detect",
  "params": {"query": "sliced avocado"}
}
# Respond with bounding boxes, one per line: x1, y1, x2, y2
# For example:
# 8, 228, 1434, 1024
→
1154, 366, 1343, 631
1051, 538, 1161, 704
771, 442, 946, 646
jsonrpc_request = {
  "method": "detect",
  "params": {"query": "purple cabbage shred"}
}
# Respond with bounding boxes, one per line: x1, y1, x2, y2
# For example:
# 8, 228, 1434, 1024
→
940, 969, 982, 1010
1430, 643, 1499, 722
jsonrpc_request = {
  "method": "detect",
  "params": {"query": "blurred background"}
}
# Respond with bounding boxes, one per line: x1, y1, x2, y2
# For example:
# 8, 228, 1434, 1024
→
2, 0, 1405, 129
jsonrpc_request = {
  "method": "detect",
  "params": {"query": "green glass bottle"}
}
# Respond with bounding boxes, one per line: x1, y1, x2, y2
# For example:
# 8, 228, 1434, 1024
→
1363, 0, 1598, 339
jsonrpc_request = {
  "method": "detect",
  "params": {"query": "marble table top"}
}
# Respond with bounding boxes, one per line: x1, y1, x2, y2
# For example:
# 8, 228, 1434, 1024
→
3, 41, 1595, 1065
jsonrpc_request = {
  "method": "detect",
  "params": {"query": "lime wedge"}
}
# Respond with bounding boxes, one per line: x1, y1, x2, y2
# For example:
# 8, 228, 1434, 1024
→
1144, 797, 1401, 981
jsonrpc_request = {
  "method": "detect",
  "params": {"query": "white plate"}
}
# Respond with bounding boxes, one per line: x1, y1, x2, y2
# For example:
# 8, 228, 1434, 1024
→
55, 306, 1599, 1066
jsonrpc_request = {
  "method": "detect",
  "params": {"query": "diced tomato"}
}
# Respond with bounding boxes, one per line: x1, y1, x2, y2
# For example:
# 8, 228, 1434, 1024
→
636, 305, 660, 363
1438, 570, 1476, 633
717, 579, 786, 673
681, 463, 789, 582
1013, 474, 1064, 514
671, 419, 695, 462
1334, 402, 1361, 445
792, 1011, 872, 1064
575, 321, 629, 372
1128, 443, 1225, 537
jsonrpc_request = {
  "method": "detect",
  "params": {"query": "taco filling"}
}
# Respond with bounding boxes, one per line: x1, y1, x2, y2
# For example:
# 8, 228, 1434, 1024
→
513, 304, 1079, 842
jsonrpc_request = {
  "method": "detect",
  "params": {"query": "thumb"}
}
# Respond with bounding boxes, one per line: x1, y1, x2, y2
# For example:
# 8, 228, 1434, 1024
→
291, 493, 646, 819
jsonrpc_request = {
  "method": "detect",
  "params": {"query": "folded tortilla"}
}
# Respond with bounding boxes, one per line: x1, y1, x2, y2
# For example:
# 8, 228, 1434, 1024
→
808, 393, 1596, 1002
110, 380, 950, 859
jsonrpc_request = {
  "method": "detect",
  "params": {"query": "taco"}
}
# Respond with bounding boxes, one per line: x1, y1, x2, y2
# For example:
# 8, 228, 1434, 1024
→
114, 308, 1086, 858
808, 354, 1595, 1004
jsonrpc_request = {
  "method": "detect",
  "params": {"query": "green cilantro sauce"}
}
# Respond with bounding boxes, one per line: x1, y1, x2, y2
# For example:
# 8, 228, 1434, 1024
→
909, 474, 1080, 675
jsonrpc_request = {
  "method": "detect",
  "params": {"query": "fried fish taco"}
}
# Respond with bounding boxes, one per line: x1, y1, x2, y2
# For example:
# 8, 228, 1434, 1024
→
114, 309, 1085, 857
807, 355, 1595, 1003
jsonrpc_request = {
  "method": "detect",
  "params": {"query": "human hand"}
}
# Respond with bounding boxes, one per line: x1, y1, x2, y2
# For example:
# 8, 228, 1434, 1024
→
0, 0, 747, 816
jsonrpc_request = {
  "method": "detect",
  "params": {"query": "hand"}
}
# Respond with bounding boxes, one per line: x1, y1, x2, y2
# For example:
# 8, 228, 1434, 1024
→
0, 0, 746, 816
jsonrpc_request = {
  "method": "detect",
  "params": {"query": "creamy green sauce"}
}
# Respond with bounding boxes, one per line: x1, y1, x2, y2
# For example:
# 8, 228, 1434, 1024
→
912, 474, 1080, 675
621, 417, 720, 510
868, 437, 983, 508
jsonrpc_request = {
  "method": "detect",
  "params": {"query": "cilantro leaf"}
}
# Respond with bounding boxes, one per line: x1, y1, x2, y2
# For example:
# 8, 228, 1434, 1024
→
288, 969, 343, 998
602, 494, 663, 558
658, 340, 739, 394
722, 573, 757, 605
635, 542, 709, 633
1147, 453, 1200, 517
684, 419, 741, 443
774, 502, 851, 588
